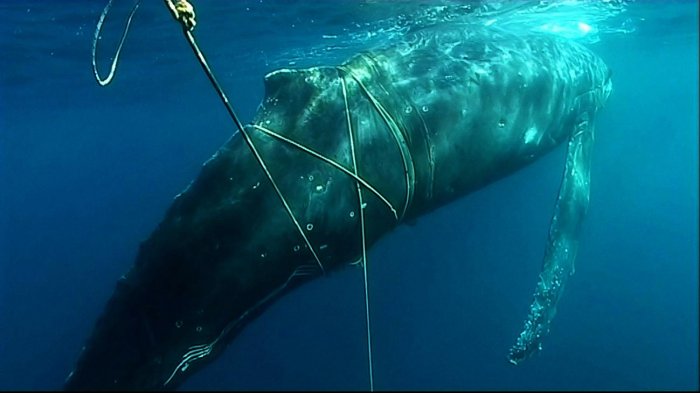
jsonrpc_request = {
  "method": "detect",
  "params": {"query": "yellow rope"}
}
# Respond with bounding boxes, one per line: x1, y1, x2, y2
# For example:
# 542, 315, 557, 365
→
164, 0, 196, 31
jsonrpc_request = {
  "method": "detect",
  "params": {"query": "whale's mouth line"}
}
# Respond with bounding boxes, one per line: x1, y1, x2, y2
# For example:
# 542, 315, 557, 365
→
163, 264, 321, 387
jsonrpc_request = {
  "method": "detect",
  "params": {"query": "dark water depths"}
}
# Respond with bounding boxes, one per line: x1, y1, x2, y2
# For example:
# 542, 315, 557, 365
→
1, 0, 697, 390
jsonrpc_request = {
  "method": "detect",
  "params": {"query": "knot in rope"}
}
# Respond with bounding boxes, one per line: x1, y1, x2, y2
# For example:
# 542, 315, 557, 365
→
166, 0, 197, 31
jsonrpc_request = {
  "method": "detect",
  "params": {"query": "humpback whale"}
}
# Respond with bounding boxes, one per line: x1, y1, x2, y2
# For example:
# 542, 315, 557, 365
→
65, 22, 612, 390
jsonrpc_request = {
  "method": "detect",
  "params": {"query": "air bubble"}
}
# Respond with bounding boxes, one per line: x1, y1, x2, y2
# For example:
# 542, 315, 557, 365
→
195, 326, 203, 333
308, 175, 314, 181
306, 223, 314, 231
421, 105, 429, 112
349, 211, 355, 218
404, 106, 413, 114
293, 245, 301, 252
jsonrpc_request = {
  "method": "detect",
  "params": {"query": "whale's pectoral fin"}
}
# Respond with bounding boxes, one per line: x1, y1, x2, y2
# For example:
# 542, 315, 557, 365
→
507, 113, 595, 365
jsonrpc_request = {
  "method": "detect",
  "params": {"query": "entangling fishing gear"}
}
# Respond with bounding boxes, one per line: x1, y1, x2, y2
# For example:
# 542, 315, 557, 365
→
252, 66, 419, 392
161, 0, 327, 274
90, 1, 422, 390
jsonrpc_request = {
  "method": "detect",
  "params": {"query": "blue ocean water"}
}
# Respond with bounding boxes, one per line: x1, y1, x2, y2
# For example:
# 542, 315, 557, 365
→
0, 0, 697, 390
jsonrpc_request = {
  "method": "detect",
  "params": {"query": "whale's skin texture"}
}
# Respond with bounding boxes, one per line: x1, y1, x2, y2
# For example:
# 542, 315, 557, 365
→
65, 24, 611, 390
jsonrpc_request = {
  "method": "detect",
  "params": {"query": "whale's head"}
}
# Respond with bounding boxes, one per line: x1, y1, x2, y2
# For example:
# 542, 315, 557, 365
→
63, 130, 330, 390
64, 66, 366, 391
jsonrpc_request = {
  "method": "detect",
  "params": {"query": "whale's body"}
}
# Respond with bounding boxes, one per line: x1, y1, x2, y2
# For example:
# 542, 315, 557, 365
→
65, 24, 611, 390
